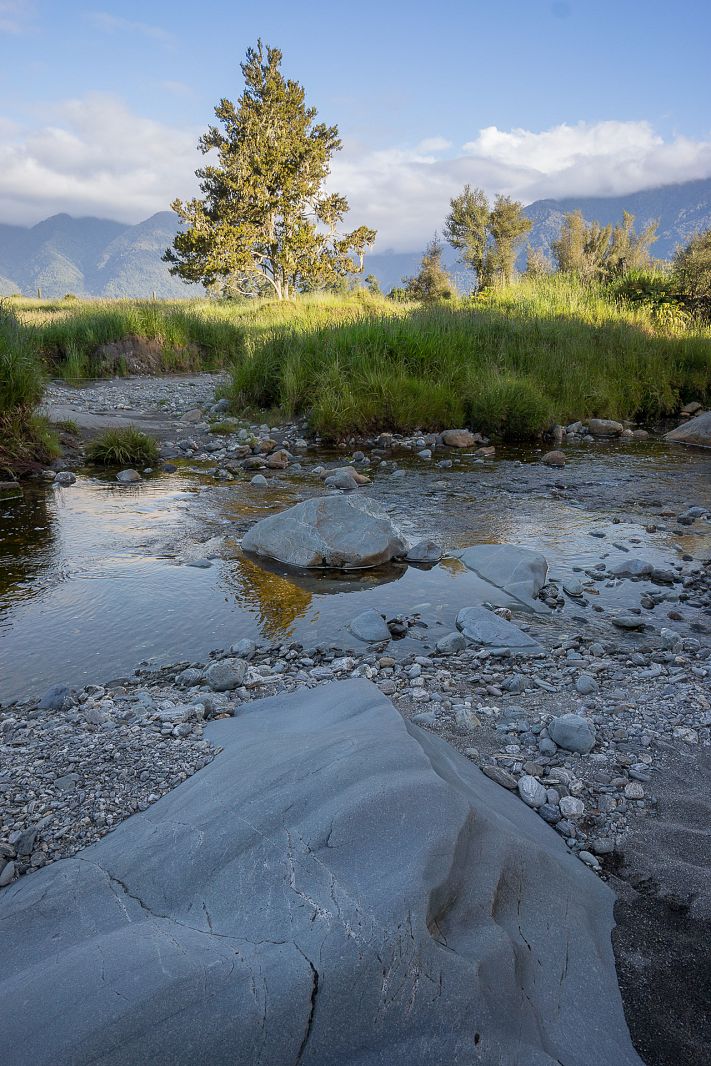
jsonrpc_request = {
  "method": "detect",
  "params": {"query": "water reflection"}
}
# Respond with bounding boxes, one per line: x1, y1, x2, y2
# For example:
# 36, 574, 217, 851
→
0, 488, 57, 612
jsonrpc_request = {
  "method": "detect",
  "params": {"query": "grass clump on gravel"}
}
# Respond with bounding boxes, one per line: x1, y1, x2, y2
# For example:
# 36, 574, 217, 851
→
86, 427, 159, 467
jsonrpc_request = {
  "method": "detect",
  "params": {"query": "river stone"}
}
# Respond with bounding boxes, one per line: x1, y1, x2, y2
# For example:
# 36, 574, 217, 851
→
456, 606, 542, 653
549, 713, 596, 754
404, 539, 443, 565
349, 609, 391, 643
664, 409, 711, 448
441, 428, 476, 447
204, 658, 247, 691
586, 419, 624, 437
517, 774, 547, 808
436, 631, 467, 654
541, 450, 566, 467
241, 495, 406, 569
0, 680, 641, 1066
575, 674, 599, 696
54, 471, 77, 486
459, 544, 548, 608
115, 469, 142, 483
38, 684, 70, 710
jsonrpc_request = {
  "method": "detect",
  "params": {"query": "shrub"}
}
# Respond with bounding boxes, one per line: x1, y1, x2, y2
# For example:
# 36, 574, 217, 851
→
87, 427, 159, 467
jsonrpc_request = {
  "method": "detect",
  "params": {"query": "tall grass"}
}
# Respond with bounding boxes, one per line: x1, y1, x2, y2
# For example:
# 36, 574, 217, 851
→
226, 277, 711, 438
0, 301, 57, 472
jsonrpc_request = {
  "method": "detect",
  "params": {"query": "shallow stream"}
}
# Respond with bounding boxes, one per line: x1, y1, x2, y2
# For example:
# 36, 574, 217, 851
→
1, 442, 709, 703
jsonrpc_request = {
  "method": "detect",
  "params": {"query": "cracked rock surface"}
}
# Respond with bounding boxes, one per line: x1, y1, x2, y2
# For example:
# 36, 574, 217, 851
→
0, 679, 641, 1065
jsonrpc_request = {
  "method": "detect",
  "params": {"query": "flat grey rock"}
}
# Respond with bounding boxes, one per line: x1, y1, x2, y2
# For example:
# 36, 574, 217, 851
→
242, 494, 406, 569
460, 544, 548, 608
456, 606, 543, 653
0, 681, 640, 1066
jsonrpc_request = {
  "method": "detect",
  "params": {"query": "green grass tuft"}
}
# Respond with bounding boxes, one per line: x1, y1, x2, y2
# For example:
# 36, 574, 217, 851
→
86, 427, 159, 467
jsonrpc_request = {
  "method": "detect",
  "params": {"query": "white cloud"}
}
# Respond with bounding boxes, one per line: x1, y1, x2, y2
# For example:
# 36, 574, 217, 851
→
0, 0, 34, 33
86, 11, 174, 46
416, 136, 452, 153
0, 94, 199, 223
333, 121, 711, 249
1, 100, 710, 249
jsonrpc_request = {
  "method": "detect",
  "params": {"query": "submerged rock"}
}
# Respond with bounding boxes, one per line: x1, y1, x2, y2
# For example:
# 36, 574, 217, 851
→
241, 495, 406, 569
349, 609, 391, 643
0, 680, 641, 1066
460, 544, 548, 608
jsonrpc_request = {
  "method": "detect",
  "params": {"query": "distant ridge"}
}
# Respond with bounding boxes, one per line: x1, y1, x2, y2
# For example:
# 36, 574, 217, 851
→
1, 177, 710, 297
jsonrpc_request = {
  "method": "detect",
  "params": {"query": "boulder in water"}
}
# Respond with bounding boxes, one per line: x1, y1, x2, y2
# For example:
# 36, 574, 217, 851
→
664, 410, 711, 448
241, 495, 406, 569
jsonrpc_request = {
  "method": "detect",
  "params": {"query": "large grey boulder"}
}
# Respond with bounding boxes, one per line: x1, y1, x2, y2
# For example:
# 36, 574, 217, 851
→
460, 544, 548, 608
664, 410, 711, 448
241, 494, 406, 569
456, 605, 543, 653
0, 680, 640, 1066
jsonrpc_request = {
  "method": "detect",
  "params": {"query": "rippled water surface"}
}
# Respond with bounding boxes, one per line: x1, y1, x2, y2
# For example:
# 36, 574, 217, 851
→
1, 442, 709, 702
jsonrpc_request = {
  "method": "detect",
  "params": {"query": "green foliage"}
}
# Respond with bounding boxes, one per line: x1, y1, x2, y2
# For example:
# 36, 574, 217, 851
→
444, 187, 530, 289
552, 210, 658, 281
673, 228, 711, 318
0, 300, 45, 413
524, 245, 552, 279
403, 234, 455, 301
444, 185, 490, 284
484, 195, 533, 286
87, 427, 159, 467
165, 41, 376, 299
225, 275, 711, 439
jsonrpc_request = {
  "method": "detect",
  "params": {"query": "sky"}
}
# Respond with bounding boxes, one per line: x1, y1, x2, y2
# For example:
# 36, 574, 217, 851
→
0, 0, 710, 250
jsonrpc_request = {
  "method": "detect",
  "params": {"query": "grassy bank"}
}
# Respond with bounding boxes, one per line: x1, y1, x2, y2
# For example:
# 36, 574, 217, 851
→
8, 291, 394, 381
226, 278, 711, 438
0, 303, 57, 474
1, 282, 709, 470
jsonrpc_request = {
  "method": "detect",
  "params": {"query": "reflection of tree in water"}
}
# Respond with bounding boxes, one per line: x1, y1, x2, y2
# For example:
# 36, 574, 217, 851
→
224, 552, 407, 641
0, 487, 57, 614
227, 553, 312, 639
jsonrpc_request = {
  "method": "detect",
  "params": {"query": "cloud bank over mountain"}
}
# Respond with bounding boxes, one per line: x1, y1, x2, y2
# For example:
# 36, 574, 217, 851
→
1, 93, 711, 251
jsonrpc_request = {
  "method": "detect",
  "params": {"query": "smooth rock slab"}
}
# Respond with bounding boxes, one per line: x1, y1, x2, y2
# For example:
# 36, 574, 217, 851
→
0, 680, 640, 1066
456, 606, 543, 654
459, 544, 548, 608
241, 494, 405, 569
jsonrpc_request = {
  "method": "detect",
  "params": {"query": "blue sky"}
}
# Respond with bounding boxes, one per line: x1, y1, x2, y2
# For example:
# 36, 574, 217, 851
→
1, 0, 710, 248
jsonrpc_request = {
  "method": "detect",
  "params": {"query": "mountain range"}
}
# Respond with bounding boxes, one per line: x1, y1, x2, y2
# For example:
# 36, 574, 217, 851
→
1, 177, 710, 299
